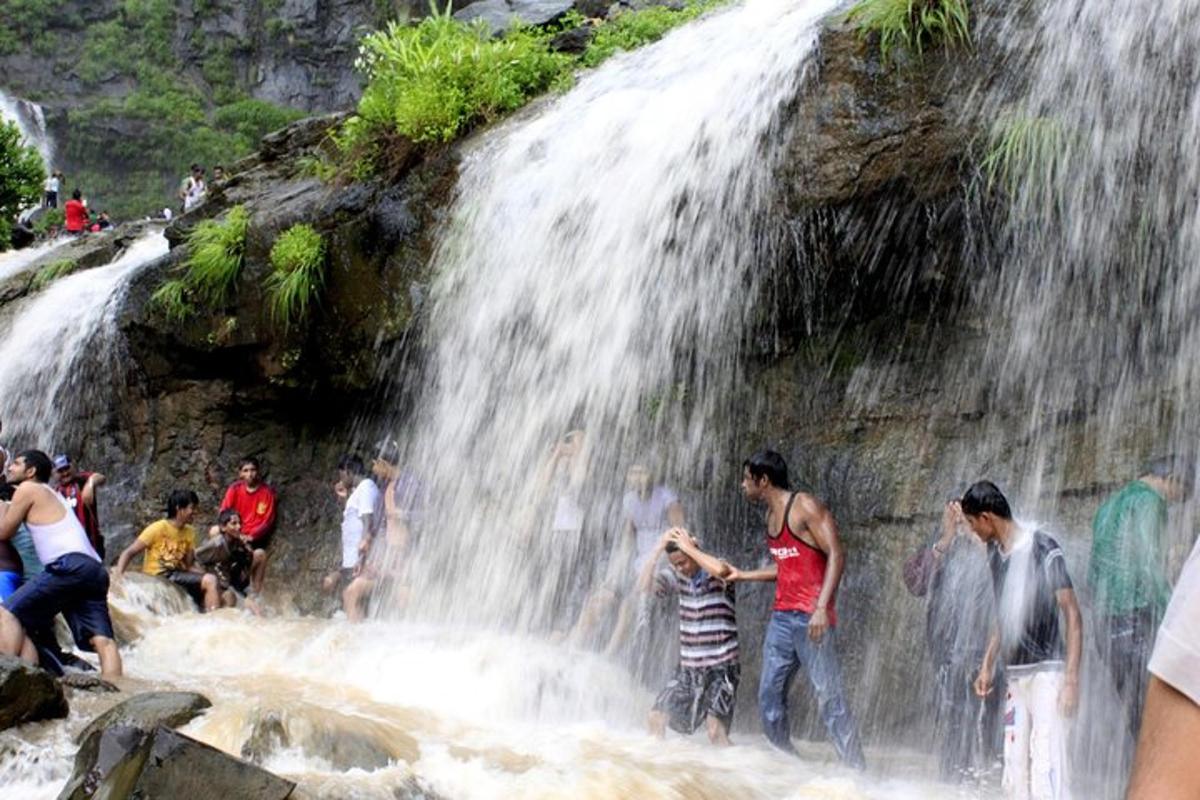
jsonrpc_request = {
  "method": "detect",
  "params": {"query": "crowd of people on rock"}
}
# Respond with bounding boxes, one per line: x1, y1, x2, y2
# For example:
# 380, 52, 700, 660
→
0, 431, 1198, 798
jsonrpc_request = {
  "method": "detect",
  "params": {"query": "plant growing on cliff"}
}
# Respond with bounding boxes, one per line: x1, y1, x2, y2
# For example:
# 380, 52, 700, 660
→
981, 115, 1068, 210
266, 223, 326, 329
185, 205, 251, 305
580, 0, 721, 67
31, 259, 78, 291
0, 119, 46, 251
846, 0, 970, 66
149, 278, 195, 323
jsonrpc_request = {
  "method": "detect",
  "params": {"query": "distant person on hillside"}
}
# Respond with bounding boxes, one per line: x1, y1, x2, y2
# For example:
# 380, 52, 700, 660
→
904, 496, 1000, 782
734, 449, 866, 769
216, 457, 275, 595
1089, 456, 1193, 742
95, 211, 113, 231
322, 455, 379, 610
212, 165, 226, 182
964, 481, 1083, 800
52, 454, 105, 560
64, 189, 89, 234
43, 170, 61, 208
196, 509, 260, 611
645, 528, 740, 746
179, 164, 207, 213
0, 450, 122, 678
114, 489, 220, 612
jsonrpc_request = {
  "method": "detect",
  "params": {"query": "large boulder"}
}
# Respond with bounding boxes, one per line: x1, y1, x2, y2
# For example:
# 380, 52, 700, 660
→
454, 0, 574, 32
0, 655, 69, 730
59, 724, 295, 800
76, 691, 211, 744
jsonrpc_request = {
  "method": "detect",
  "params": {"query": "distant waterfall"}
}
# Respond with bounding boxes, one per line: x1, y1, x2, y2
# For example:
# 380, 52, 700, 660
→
0, 89, 55, 168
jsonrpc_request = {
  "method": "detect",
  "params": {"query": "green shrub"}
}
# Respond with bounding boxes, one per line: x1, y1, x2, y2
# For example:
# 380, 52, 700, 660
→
0, 120, 45, 252
846, 0, 969, 65
32, 208, 65, 236
149, 278, 194, 323
185, 204, 250, 305
31, 258, 78, 291
581, 0, 719, 67
266, 224, 326, 328
980, 115, 1068, 205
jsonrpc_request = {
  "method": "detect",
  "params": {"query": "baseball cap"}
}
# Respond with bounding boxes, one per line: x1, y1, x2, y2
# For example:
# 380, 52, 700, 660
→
52, 454, 71, 470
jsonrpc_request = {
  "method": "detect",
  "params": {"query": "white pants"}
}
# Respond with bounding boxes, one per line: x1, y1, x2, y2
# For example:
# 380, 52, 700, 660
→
1003, 669, 1072, 800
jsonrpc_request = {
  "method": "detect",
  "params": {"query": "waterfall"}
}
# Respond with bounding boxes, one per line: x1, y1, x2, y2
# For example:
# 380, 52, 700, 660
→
0, 90, 55, 168
389, 0, 841, 630
0, 231, 168, 447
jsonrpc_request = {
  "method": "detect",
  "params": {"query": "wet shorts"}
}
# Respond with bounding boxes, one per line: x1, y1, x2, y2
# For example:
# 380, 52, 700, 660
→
245, 532, 272, 552
653, 662, 740, 735
164, 571, 208, 608
0, 570, 21, 601
3, 553, 114, 651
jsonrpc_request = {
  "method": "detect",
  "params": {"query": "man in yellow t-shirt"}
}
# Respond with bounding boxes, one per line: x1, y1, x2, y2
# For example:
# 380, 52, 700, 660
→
114, 489, 220, 611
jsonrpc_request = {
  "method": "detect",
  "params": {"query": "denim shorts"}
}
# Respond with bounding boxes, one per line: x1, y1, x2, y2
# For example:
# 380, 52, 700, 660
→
3, 553, 114, 651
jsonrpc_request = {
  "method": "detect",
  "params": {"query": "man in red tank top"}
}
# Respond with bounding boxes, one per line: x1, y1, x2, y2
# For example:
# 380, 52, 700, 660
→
731, 449, 866, 769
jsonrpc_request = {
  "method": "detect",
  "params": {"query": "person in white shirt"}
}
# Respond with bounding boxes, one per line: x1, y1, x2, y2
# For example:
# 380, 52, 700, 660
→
322, 455, 379, 613
1128, 540, 1200, 799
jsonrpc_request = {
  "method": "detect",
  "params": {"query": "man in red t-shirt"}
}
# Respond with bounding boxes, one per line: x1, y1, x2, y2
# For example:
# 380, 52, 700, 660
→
217, 457, 276, 594
63, 189, 89, 233
53, 454, 106, 560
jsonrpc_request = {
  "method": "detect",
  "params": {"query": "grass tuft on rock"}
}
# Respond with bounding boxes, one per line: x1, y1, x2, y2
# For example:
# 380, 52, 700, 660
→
149, 278, 195, 323
846, 0, 969, 66
185, 205, 250, 306
266, 223, 326, 329
981, 115, 1067, 200
30, 259, 78, 291
580, 0, 722, 67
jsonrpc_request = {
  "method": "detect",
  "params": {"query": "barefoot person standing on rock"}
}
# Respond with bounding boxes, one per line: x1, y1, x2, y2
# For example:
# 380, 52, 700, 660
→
0, 450, 122, 678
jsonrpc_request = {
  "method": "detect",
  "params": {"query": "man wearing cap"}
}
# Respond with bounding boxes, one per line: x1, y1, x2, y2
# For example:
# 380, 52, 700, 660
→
52, 454, 105, 560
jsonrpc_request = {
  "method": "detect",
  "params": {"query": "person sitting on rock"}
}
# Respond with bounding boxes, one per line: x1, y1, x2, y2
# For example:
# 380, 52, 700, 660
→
0, 450, 122, 678
214, 457, 276, 595
114, 489, 220, 612
322, 455, 379, 611
64, 189, 89, 234
197, 509, 261, 613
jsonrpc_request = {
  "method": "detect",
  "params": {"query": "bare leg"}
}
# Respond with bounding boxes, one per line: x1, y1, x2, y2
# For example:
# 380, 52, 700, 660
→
91, 635, 122, 679
321, 571, 339, 595
648, 709, 667, 738
604, 595, 635, 657
201, 574, 221, 612
705, 715, 731, 746
0, 607, 28, 661
343, 577, 374, 623
569, 589, 615, 647
250, 549, 268, 595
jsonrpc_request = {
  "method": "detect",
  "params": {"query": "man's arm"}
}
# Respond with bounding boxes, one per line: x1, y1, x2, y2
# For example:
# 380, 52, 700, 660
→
0, 486, 36, 541
730, 563, 778, 582
974, 628, 1001, 696
638, 533, 670, 594
1128, 676, 1200, 800
81, 472, 106, 508
666, 499, 685, 530
668, 529, 731, 580
114, 538, 148, 576
1057, 586, 1083, 715
797, 493, 845, 642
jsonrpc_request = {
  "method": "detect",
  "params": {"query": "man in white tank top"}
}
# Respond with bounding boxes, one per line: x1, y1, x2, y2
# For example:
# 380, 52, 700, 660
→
0, 450, 122, 678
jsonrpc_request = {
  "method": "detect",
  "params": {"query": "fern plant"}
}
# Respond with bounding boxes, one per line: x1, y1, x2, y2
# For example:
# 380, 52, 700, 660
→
30, 259, 78, 291
846, 0, 970, 66
185, 204, 250, 305
266, 223, 326, 329
149, 278, 195, 323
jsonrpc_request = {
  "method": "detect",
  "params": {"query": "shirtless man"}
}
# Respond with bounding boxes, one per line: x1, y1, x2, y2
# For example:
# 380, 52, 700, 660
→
733, 449, 865, 768
0, 450, 121, 677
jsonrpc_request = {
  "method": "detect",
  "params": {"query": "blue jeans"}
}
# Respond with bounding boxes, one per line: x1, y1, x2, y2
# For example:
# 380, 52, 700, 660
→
759, 610, 866, 769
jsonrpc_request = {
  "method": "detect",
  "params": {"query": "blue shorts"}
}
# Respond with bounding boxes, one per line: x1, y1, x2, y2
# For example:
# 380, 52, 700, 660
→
3, 553, 114, 651
0, 570, 21, 601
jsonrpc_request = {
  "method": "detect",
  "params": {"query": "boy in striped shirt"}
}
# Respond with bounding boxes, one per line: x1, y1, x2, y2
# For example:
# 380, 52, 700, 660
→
642, 527, 739, 745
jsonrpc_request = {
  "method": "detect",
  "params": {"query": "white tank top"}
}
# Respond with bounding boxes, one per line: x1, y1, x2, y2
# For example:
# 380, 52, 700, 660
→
26, 484, 99, 565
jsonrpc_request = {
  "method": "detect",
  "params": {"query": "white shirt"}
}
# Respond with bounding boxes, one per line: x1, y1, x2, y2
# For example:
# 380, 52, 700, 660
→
1149, 540, 1200, 705
623, 485, 680, 569
341, 478, 380, 568
44, 176, 60, 193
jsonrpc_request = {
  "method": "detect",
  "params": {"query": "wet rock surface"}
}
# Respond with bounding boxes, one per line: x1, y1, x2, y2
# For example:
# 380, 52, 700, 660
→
60, 674, 121, 694
76, 691, 212, 745
0, 656, 69, 731
59, 724, 295, 800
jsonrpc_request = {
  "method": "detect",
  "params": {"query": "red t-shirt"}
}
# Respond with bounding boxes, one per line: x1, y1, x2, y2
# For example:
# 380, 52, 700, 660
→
220, 481, 277, 542
64, 199, 89, 232
57, 471, 102, 552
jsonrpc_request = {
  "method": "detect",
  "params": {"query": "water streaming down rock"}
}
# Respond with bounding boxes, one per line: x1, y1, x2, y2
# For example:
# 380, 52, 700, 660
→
0, 231, 168, 447
391, 0, 842, 634
0, 90, 54, 168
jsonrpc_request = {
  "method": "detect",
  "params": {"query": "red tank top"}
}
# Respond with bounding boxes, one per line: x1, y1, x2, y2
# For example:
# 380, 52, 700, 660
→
767, 493, 837, 624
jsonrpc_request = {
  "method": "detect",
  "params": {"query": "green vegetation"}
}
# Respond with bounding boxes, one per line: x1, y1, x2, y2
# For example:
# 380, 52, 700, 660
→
980, 115, 1067, 202
266, 224, 326, 328
149, 278, 194, 323
341, 0, 724, 171
846, 0, 970, 65
30, 258, 78, 291
32, 208, 64, 236
185, 205, 251, 305
0, 120, 46, 251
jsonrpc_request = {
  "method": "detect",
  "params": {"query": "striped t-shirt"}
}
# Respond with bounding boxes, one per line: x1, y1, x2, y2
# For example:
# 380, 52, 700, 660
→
659, 567, 739, 668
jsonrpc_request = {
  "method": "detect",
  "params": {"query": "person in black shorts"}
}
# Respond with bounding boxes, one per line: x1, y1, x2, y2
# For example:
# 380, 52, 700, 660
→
197, 509, 258, 611
641, 528, 740, 746
115, 489, 220, 612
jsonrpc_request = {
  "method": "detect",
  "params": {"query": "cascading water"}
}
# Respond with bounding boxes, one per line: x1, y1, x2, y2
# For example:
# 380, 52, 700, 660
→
0, 90, 54, 168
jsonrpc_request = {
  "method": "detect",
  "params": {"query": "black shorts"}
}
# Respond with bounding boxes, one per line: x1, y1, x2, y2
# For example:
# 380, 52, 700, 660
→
164, 571, 207, 607
653, 662, 740, 735
3, 553, 114, 651
246, 532, 272, 551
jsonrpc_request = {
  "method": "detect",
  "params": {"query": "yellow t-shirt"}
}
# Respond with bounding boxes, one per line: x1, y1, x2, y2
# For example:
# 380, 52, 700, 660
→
137, 520, 197, 576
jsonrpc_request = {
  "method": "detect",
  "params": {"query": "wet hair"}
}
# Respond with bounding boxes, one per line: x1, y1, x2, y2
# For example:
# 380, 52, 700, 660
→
17, 450, 52, 482
166, 489, 199, 518
338, 454, 365, 476
374, 439, 401, 467
960, 481, 1012, 520
239, 456, 261, 471
217, 508, 240, 527
71, 188, 81, 200
213, 164, 224, 171
743, 449, 790, 489
665, 541, 680, 554
190, 163, 201, 172
1142, 455, 1196, 489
